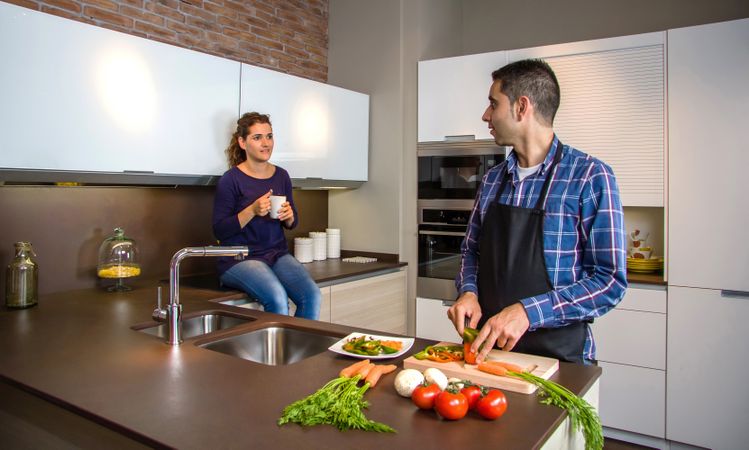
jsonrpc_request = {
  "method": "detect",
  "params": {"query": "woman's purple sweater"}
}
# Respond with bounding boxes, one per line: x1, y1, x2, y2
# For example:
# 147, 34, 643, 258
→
212, 165, 298, 275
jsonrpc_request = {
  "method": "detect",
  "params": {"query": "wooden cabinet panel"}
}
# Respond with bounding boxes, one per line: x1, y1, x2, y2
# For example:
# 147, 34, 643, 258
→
667, 286, 749, 449
331, 270, 407, 334
667, 19, 749, 291
598, 362, 665, 438
318, 285, 331, 322
415, 297, 459, 342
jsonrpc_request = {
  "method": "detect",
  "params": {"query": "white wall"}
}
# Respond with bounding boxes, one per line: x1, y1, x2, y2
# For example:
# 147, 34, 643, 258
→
328, 0, 462, 334
461, 0, 749, 55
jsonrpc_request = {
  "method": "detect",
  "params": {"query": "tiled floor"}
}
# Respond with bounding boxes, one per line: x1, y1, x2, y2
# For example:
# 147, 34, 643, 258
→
604, 438, 656, 449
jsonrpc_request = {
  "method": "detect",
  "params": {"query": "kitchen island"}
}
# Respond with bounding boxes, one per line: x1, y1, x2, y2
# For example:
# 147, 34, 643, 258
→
0, 280, 600, 449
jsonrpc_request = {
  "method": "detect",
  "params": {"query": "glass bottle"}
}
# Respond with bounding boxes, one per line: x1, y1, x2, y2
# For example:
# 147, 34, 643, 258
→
97, 227, 141, 292
5, 242, 39, 309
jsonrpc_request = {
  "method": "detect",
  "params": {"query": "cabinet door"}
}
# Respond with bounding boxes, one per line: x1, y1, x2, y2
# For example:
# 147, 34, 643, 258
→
509, 32, 666, 207
330, 270, 407, 334
598, 362, 665, 438
415, 297, 460, 342
241, 63, 369, 181
418, 51, 506, 142
592, 308, 665, 370
668, 19, 749, 290
667, 286, 749, 449
0, 2, 239, 178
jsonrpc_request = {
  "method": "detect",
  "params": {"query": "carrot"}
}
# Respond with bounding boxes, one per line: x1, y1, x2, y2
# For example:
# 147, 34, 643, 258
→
339, 359, 370, 378
477, 360, 526, 377
478, 361, 510, 377
357, 363, 376, 378
380, 364, 397, 375
486, 360, 525, 373
364, 365, 385, 387
364, 364, 397, 388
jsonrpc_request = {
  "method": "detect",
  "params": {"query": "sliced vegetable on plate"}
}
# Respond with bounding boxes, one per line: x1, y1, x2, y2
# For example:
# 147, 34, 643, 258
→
329, 332, 414, 359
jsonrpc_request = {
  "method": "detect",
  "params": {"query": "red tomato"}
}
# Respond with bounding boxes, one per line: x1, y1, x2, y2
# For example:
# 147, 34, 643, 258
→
434, 391, 469, 420
476, 389, 508, 420
460, 385, 482, 410
411, 383, 441, 410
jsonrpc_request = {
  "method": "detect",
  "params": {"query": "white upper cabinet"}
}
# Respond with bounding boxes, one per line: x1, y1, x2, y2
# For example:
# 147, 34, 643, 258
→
240, 64, 369, 182
508, 33, 666, 207
417, 33, 665, 206
0, 3, 369, 186
0, 2, 238, 178
418, 51, 507, 142
667, 18, 749, 291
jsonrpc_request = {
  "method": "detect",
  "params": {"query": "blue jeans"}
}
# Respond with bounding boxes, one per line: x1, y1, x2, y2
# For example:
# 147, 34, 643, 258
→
220, 253, 321, 320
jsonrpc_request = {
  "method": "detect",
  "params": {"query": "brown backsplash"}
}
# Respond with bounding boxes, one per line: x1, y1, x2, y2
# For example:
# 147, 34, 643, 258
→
0, 185, 327, 296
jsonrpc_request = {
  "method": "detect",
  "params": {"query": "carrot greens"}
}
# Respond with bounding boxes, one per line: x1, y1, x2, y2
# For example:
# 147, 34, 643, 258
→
278, 375, 395, 433
508, 371, 603, 450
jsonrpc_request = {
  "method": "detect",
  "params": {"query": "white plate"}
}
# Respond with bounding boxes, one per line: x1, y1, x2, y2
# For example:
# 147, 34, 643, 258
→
328, 332, 414, 360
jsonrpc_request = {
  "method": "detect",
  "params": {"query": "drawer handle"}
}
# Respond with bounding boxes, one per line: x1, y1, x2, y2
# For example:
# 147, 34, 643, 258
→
721, 290, 749, 299
441, 300, 456, 307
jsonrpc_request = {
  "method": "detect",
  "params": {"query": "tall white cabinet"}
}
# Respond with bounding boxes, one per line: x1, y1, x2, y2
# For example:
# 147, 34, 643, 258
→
667, 18, 749, 449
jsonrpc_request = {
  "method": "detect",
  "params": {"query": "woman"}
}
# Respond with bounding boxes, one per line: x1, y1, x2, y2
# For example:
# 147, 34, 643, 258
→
212, 112, 321, 319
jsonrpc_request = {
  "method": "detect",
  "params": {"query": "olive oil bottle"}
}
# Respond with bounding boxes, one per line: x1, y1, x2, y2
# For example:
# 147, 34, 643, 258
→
5, 242, 39, 309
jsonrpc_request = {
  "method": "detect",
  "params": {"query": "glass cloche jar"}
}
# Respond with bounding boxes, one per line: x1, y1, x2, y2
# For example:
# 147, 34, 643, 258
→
97, 227, 141, 291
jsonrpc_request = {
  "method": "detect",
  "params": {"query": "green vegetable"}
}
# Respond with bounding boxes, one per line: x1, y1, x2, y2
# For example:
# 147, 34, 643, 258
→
412, 345, 464, 361
278, 375, 396, 433
462, 326, 479, 344
508, 371, 603, 450
342, 335, 402, 356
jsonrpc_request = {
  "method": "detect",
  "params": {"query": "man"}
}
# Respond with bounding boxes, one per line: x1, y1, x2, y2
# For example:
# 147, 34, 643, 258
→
447, 59, 627, 365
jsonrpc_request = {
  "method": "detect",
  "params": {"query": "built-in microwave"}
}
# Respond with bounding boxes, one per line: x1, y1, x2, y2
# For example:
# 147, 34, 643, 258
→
418, 141, 506, 200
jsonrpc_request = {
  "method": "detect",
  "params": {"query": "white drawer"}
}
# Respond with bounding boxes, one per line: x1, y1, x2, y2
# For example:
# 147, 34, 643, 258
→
599, 361, 665, 438
619, 285, 666, 313
416, 297, 460, 343
592, 308, 666, 369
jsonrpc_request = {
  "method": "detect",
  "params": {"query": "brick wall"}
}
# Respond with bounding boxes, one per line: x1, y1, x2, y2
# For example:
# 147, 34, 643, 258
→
4, 0, 328, 82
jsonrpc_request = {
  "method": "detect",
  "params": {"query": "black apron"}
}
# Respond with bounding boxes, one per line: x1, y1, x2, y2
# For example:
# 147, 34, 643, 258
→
477, 140, 587, 364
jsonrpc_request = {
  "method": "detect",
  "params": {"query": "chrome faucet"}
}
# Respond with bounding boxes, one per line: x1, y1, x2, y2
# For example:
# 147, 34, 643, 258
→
153, 246, 249, 345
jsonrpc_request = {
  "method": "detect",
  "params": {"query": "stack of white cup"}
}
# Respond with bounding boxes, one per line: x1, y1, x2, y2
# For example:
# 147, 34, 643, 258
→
294, 237, 313, 263
326, 228, 341, 259
309, 232, 327, 261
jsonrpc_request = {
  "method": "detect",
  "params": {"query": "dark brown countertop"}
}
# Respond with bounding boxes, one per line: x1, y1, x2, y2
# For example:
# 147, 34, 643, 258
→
173, 250, 407, 292
0, 280, 601, 449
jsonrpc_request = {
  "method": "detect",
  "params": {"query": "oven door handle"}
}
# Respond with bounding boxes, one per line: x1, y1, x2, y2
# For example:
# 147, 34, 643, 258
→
418, 230, 466, 237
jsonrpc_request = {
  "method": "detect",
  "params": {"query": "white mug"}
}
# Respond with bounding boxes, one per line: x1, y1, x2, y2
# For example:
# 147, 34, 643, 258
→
269, 195, 286, 219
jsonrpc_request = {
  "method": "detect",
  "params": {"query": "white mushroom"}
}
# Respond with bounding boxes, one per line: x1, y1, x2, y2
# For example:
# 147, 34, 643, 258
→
423, 367, 448, 391
393, 369, 425, 397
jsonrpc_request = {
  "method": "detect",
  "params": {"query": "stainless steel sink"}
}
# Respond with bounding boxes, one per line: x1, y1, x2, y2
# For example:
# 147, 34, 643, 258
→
198, 326, 340, 366
137, 312, 254, 339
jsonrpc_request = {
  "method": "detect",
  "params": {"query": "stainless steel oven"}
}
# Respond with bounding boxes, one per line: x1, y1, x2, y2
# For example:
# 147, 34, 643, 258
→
418, 141, 505, 200
417, 201, 472, 301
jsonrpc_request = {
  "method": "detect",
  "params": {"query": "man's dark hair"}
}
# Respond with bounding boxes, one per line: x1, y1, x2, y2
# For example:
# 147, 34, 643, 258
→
492, 59, 560, 126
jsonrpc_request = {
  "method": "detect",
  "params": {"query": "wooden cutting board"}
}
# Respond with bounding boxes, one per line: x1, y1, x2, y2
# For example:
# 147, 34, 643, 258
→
403, 342, 559, 394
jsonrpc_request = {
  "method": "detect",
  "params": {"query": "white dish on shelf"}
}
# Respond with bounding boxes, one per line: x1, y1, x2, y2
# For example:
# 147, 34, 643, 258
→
328, 332, 414, 360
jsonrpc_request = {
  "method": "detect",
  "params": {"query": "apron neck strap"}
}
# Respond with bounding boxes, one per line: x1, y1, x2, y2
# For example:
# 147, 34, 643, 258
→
497, 138, 564, 210
533, 139, 563, 210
